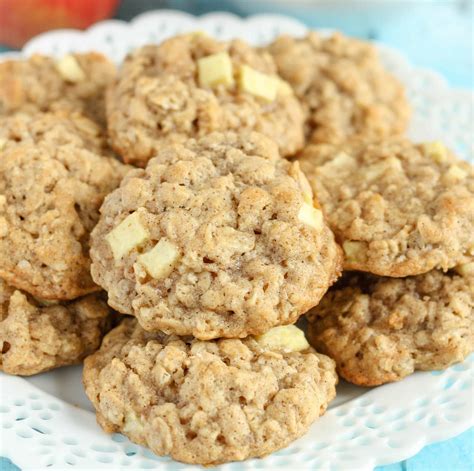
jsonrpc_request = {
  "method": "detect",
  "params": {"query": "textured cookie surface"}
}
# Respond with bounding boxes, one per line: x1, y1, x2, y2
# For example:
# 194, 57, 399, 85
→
0, 278, 113, 376
107, 34, 304, 166
83, 317, 337, 465
306, 269, 474, 386
0, 143, 129, 300
0, 111, 108, 155
0, 53, 115, 126
300, 139, 474, 276
267, 32, 410, 144
91, 132, 341, 339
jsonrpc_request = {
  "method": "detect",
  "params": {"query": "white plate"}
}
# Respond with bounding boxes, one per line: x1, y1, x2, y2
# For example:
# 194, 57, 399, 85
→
0, 9, 473, 471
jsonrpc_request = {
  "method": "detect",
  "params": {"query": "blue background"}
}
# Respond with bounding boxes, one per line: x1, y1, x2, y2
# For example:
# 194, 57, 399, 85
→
0, 1, 472, 470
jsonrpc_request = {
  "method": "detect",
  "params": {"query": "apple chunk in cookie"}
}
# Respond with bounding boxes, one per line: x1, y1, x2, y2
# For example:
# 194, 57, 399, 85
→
255, 324, 310, 352
0, 52, 115, 126
106, 33, 304, 166
90, 132, 342, 339
83, 318, 338, 465
137, 239, 181, 280
198, 51, 234, 87
106, 210, 151, 261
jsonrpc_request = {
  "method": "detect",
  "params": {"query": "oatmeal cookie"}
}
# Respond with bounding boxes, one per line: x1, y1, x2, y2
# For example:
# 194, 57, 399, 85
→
0, 52, 115, 126
90, 132, 341, 339
306, 267, 474, 386
300, 139, 474, 276
0, 111, 108, 156
106, 33, 305, 166
0, 143, 130, 300
267, 32, 410, 144
83, 317, 337, 465
0, 278, 113, 376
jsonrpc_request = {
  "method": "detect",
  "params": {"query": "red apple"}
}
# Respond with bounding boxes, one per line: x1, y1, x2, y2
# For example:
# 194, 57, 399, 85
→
0, 0, 119, 48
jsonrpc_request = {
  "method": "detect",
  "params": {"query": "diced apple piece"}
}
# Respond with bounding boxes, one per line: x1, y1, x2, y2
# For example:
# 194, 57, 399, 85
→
297, 170, 314, 205
365, 157, 403, 181
273, 75, 293, 96
455, 262, 474, 277
55, 54, 86, 83
320, 152, 355, 175
343, 240, 367, 263
444, 165, 468, 182
138, 238, 180, 280
239, 65, 277, 102
290, 162, 313, 205
256, 325, 310, 353
197, 52, 234, 88
123, 411, 145, 435
106, 211, 150, 261
189, 30, 208, 38
298, 202, 323, 230
421, 141, 448, 163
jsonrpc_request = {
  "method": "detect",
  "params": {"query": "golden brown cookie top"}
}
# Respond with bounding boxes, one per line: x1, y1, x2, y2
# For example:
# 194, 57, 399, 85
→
83, 317, 337, 465
300, 139, 474, 276
306, 268, 474, 386
0, 143, 129, 300
0, 278, 113, 376
267, 32, 410, 144
91, 132, 341, 339
0, 52, 116, 126
106, 33, 305, 166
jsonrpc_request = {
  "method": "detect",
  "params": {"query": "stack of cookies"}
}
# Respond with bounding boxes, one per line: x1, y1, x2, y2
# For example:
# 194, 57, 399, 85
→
0, 31, 472, 466
0, 53, 127, 375
300, 139, 474, 386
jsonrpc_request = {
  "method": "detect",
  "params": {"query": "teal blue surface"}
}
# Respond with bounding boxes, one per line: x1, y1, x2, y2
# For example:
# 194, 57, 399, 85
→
0, 458, 20, 471
375, 428, 474, 471
0, 1, 472, 470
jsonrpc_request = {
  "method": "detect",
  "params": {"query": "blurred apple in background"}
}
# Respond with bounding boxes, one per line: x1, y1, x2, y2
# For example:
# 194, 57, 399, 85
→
0, 0, 119, 47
